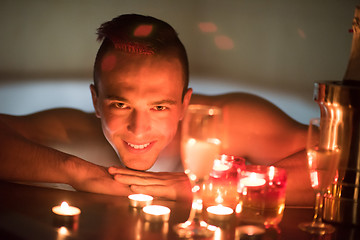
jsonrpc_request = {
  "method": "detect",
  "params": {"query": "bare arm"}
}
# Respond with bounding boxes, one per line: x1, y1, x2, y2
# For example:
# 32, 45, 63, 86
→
0, 112, 72, 183
273, 150, 314, 206
0, 109, 132, 196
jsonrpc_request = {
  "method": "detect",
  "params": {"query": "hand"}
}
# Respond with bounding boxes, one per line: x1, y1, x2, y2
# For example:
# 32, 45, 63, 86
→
67, 159, 133, 197
108, 166, 192, 201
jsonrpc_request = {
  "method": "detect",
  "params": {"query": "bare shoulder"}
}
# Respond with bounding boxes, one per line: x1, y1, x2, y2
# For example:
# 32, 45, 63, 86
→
192, 92, 287, 113
191, 92, 308, 163
191, 92, 305, 126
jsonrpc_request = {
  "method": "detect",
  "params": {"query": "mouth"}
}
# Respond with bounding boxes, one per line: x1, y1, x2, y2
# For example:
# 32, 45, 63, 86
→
123, 140, 155, 153
127, 142, 151, 149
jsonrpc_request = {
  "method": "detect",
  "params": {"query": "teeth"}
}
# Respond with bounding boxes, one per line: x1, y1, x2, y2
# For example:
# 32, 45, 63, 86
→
127, 142, 150, 149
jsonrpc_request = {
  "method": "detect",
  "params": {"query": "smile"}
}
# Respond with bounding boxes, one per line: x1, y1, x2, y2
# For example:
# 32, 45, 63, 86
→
127, 142, 151, 149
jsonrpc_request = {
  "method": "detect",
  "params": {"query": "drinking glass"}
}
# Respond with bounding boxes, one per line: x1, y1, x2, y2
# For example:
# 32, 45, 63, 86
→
173, 104, 223, 238
299, 118, 342, 235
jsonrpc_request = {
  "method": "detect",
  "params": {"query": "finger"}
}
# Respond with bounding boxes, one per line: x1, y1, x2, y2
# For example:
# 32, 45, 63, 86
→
130, 185, 176, 200
108, 166, 127, 174
114, 174, 166, 186
109, 167, 176, 179
108, 167, 153, 177
77, 178, 134, 197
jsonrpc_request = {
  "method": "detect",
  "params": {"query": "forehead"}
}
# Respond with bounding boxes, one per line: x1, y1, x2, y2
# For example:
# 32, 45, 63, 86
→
98, 52, 184, 99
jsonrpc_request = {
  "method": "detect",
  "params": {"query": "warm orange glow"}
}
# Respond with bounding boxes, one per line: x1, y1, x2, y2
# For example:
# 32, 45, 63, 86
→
297, 28, 307, 39
58, 226, 69, 235
268, 166, 275, 181
134, 24, 153, 37
310, 171, 319, 188
198, 22, 218, 33
215, 189, 224, 204
206, 205, 233, 215
214, 35, 234, 50
52, 201, 81, 216
60, 201, 69, 210
101, 54, 117, 72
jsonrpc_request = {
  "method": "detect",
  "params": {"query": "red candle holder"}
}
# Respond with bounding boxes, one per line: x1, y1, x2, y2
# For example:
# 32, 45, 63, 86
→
203, 155, 245, 212
236, 165, 287, 227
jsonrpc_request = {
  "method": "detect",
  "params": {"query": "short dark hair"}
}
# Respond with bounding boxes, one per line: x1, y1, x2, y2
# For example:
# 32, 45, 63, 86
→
93, 14, 189, 99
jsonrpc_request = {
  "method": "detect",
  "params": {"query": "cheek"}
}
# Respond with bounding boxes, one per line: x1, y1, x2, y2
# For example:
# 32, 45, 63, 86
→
100, 112, 125, 136
155, 114, 181, 139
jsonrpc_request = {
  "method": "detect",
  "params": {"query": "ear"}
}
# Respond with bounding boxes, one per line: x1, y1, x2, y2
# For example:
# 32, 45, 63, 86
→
180, 88, 193, 120
90, 84, 101, 118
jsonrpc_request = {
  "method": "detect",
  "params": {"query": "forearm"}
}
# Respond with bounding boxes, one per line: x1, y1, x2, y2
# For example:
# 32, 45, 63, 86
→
272, 149, 315, 206
0, 125, 77, 185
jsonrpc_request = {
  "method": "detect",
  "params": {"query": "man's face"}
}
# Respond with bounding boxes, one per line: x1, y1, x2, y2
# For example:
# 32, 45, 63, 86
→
91, 52, 192, 170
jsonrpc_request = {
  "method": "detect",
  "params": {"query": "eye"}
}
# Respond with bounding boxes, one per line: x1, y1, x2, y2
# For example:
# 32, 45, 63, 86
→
152, 106, 168, 111
111, 102, 129, 109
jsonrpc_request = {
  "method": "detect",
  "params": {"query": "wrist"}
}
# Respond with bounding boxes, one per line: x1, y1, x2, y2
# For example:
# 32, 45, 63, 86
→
64, 155, 108, 190
64, 155, 90, 187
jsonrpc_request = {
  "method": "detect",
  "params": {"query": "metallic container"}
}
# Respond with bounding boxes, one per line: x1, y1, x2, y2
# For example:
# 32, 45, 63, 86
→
314, 81, 360, 225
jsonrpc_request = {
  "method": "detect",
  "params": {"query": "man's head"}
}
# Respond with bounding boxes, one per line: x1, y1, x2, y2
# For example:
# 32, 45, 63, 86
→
90, 14, 192, 170
93, 14, 189, 98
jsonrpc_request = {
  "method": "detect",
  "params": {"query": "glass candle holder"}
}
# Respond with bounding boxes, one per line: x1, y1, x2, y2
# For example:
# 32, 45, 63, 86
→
236, 165, 287, 227
203, 155, 245, 210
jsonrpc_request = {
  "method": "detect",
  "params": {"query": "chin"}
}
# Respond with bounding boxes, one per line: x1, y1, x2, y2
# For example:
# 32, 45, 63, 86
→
123, 160, 155, 171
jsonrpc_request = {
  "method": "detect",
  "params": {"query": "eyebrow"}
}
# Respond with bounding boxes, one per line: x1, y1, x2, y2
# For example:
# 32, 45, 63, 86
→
105, 95, 128, 101
152, 99, 178, 105
105, 95, 177, 105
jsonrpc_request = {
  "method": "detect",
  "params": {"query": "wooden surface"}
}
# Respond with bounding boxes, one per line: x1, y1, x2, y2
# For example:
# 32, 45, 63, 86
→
0, 181, 358, 240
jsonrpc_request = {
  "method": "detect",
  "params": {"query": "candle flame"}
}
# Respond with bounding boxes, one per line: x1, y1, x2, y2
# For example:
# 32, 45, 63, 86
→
215, 189, 224, 204
269, 166, 275, 181
60, 201, 69, 210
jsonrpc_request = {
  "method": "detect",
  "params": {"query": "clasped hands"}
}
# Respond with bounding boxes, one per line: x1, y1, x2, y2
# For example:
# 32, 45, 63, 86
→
108, 166, 192, 201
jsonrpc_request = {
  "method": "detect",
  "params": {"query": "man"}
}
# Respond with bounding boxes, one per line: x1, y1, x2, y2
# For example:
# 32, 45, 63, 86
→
0, 14, 313, 205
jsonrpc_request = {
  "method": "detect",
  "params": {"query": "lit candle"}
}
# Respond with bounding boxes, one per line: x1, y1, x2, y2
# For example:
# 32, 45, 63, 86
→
52, 201, 81, 228
210, 158, 231, 178
239, 173, 266, 187
237, 166, 287, 227
52, 201, 81, 216
206, 205, 234, 221
142, 205, 171, 222
128, 194, 154, 208
213, 159, 231, 171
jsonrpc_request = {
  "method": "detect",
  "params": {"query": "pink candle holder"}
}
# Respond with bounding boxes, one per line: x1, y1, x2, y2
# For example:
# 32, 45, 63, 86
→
236, 165, 287, 227
203, 155, 245, 212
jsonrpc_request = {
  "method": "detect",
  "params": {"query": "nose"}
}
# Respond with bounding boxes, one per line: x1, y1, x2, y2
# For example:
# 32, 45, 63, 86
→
127, 109, 151, 135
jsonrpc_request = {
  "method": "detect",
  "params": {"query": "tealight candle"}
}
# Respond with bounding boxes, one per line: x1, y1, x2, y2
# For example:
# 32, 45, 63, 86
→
52, 201, 81, 228
52, 201, 81, 216
213, 159, 231, 172
128, 194, 154, 208
206, 205, 234, 221
142, 205, 171, 222
239, 173, 266, 187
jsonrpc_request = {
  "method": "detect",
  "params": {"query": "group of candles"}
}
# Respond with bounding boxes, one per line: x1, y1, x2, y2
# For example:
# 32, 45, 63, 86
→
51, 155, 286, 238
204, 155, 287, 228
128, 193, 171, 222
51, 194, 171, 224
